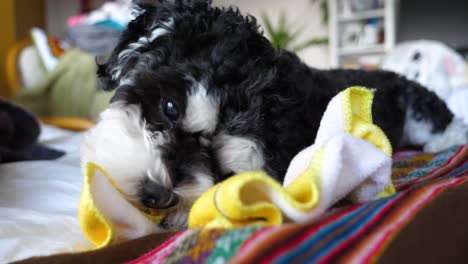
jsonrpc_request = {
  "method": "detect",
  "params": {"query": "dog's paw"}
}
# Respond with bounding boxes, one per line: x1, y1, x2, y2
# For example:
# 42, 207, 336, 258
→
423, 118, 468, 152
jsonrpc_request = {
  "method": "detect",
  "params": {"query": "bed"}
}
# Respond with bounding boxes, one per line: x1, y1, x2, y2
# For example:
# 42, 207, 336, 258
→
1, 124, 467, 263
0, 125, 92, 263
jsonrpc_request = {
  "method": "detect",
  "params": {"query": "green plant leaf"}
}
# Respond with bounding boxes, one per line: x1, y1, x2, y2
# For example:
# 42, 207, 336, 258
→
261, 2, 328, 51
261, 12, 275, 37
278, 11, 287, 32
292, 37, 329, 52
288, 24, 306, 44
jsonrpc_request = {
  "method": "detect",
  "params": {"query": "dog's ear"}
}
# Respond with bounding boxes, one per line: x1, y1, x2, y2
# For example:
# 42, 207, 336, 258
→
96, 0, 213, 91
96, 56, 117, 91
130, 0, 161, 21
96, 1, 162, 91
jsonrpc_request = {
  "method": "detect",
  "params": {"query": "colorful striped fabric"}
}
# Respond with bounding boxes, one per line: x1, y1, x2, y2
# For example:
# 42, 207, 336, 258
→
127, 145, 468, 264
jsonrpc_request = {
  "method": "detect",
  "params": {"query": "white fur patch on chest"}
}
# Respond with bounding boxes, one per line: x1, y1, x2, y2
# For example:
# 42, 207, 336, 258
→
213, 133, 265, 174
182, 82, 220, 134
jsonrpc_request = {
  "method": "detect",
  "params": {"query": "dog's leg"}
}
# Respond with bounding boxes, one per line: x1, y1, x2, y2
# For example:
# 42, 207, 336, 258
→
421, 118, 468, 152
400, 82, 468, 152
328, 70, 467, 152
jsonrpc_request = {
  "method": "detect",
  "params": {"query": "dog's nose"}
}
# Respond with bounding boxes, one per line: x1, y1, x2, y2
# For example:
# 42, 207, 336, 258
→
140, 181, 179, 210
143, 192, 179, 210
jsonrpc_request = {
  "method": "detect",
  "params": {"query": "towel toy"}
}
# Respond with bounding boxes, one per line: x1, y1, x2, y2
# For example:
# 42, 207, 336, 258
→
188, 87, 395, 228
79, 87, 395, 248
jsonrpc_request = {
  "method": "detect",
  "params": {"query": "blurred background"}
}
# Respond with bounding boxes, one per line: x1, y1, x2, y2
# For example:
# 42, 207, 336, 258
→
0, 0, 467, 124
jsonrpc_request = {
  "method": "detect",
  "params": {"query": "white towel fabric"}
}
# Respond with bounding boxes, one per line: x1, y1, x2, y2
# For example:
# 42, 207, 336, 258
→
283, 87, 393, 222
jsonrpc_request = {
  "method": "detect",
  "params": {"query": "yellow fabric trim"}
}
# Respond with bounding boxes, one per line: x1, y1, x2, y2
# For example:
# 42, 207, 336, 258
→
78, 163, 114, 248
78, 163, 164, 248
375, 183, 396, 199
285, 147, 324, 206
188, 147, 326, 229
341, 87, 395, 198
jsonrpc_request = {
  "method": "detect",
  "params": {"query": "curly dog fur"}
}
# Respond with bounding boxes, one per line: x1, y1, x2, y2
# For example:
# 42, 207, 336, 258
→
81, 0, 468, 229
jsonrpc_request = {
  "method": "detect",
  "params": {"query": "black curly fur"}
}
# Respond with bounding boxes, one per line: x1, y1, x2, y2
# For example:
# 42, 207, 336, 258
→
98, 0, 457, 191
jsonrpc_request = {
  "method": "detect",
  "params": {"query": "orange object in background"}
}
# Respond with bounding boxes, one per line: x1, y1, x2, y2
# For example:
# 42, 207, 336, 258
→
0, 1, 17, 98
5, 40, 32, 97
41, 117, 95, 131
0, 0, 45, 97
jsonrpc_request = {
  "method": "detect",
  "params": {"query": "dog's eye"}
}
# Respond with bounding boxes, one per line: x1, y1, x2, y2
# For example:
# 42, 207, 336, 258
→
161, 99, 179, 121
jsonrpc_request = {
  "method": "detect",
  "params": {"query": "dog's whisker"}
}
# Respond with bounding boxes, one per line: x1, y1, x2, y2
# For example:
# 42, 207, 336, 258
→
146, 169, 157, 183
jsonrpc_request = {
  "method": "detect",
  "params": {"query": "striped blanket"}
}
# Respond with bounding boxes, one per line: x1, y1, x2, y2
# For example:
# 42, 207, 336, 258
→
18, 145, 468, 264
126, 145, 468, 264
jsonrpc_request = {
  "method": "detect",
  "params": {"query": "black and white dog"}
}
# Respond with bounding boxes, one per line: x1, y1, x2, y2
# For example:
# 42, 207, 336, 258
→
81, 0, 468, 229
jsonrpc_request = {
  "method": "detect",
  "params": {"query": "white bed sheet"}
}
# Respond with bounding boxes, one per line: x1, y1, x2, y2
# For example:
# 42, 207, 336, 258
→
0, 126, 92, 263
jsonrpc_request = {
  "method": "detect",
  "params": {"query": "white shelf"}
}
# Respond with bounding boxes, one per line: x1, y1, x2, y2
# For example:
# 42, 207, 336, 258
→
338, 9, 385, 22
339, 45, 386, 56
329, 0, 398, 68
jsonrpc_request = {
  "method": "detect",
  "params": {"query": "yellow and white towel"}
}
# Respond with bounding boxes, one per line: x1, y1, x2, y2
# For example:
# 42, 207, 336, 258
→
188, 87, 395, 228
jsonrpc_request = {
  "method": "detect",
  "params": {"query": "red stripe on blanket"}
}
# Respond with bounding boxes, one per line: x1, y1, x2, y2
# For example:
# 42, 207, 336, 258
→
235, 226, 276, 253
230, 205, 361, 264
126, 230, 192, 264
318, 193, 406, 263
265, 209, 362, 263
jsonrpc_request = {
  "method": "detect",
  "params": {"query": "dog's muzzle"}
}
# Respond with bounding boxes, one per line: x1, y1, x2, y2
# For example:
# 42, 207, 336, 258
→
140, 180, 179, 209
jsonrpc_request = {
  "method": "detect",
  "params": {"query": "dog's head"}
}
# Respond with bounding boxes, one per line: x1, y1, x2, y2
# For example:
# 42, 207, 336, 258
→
82, 0, 276, 229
